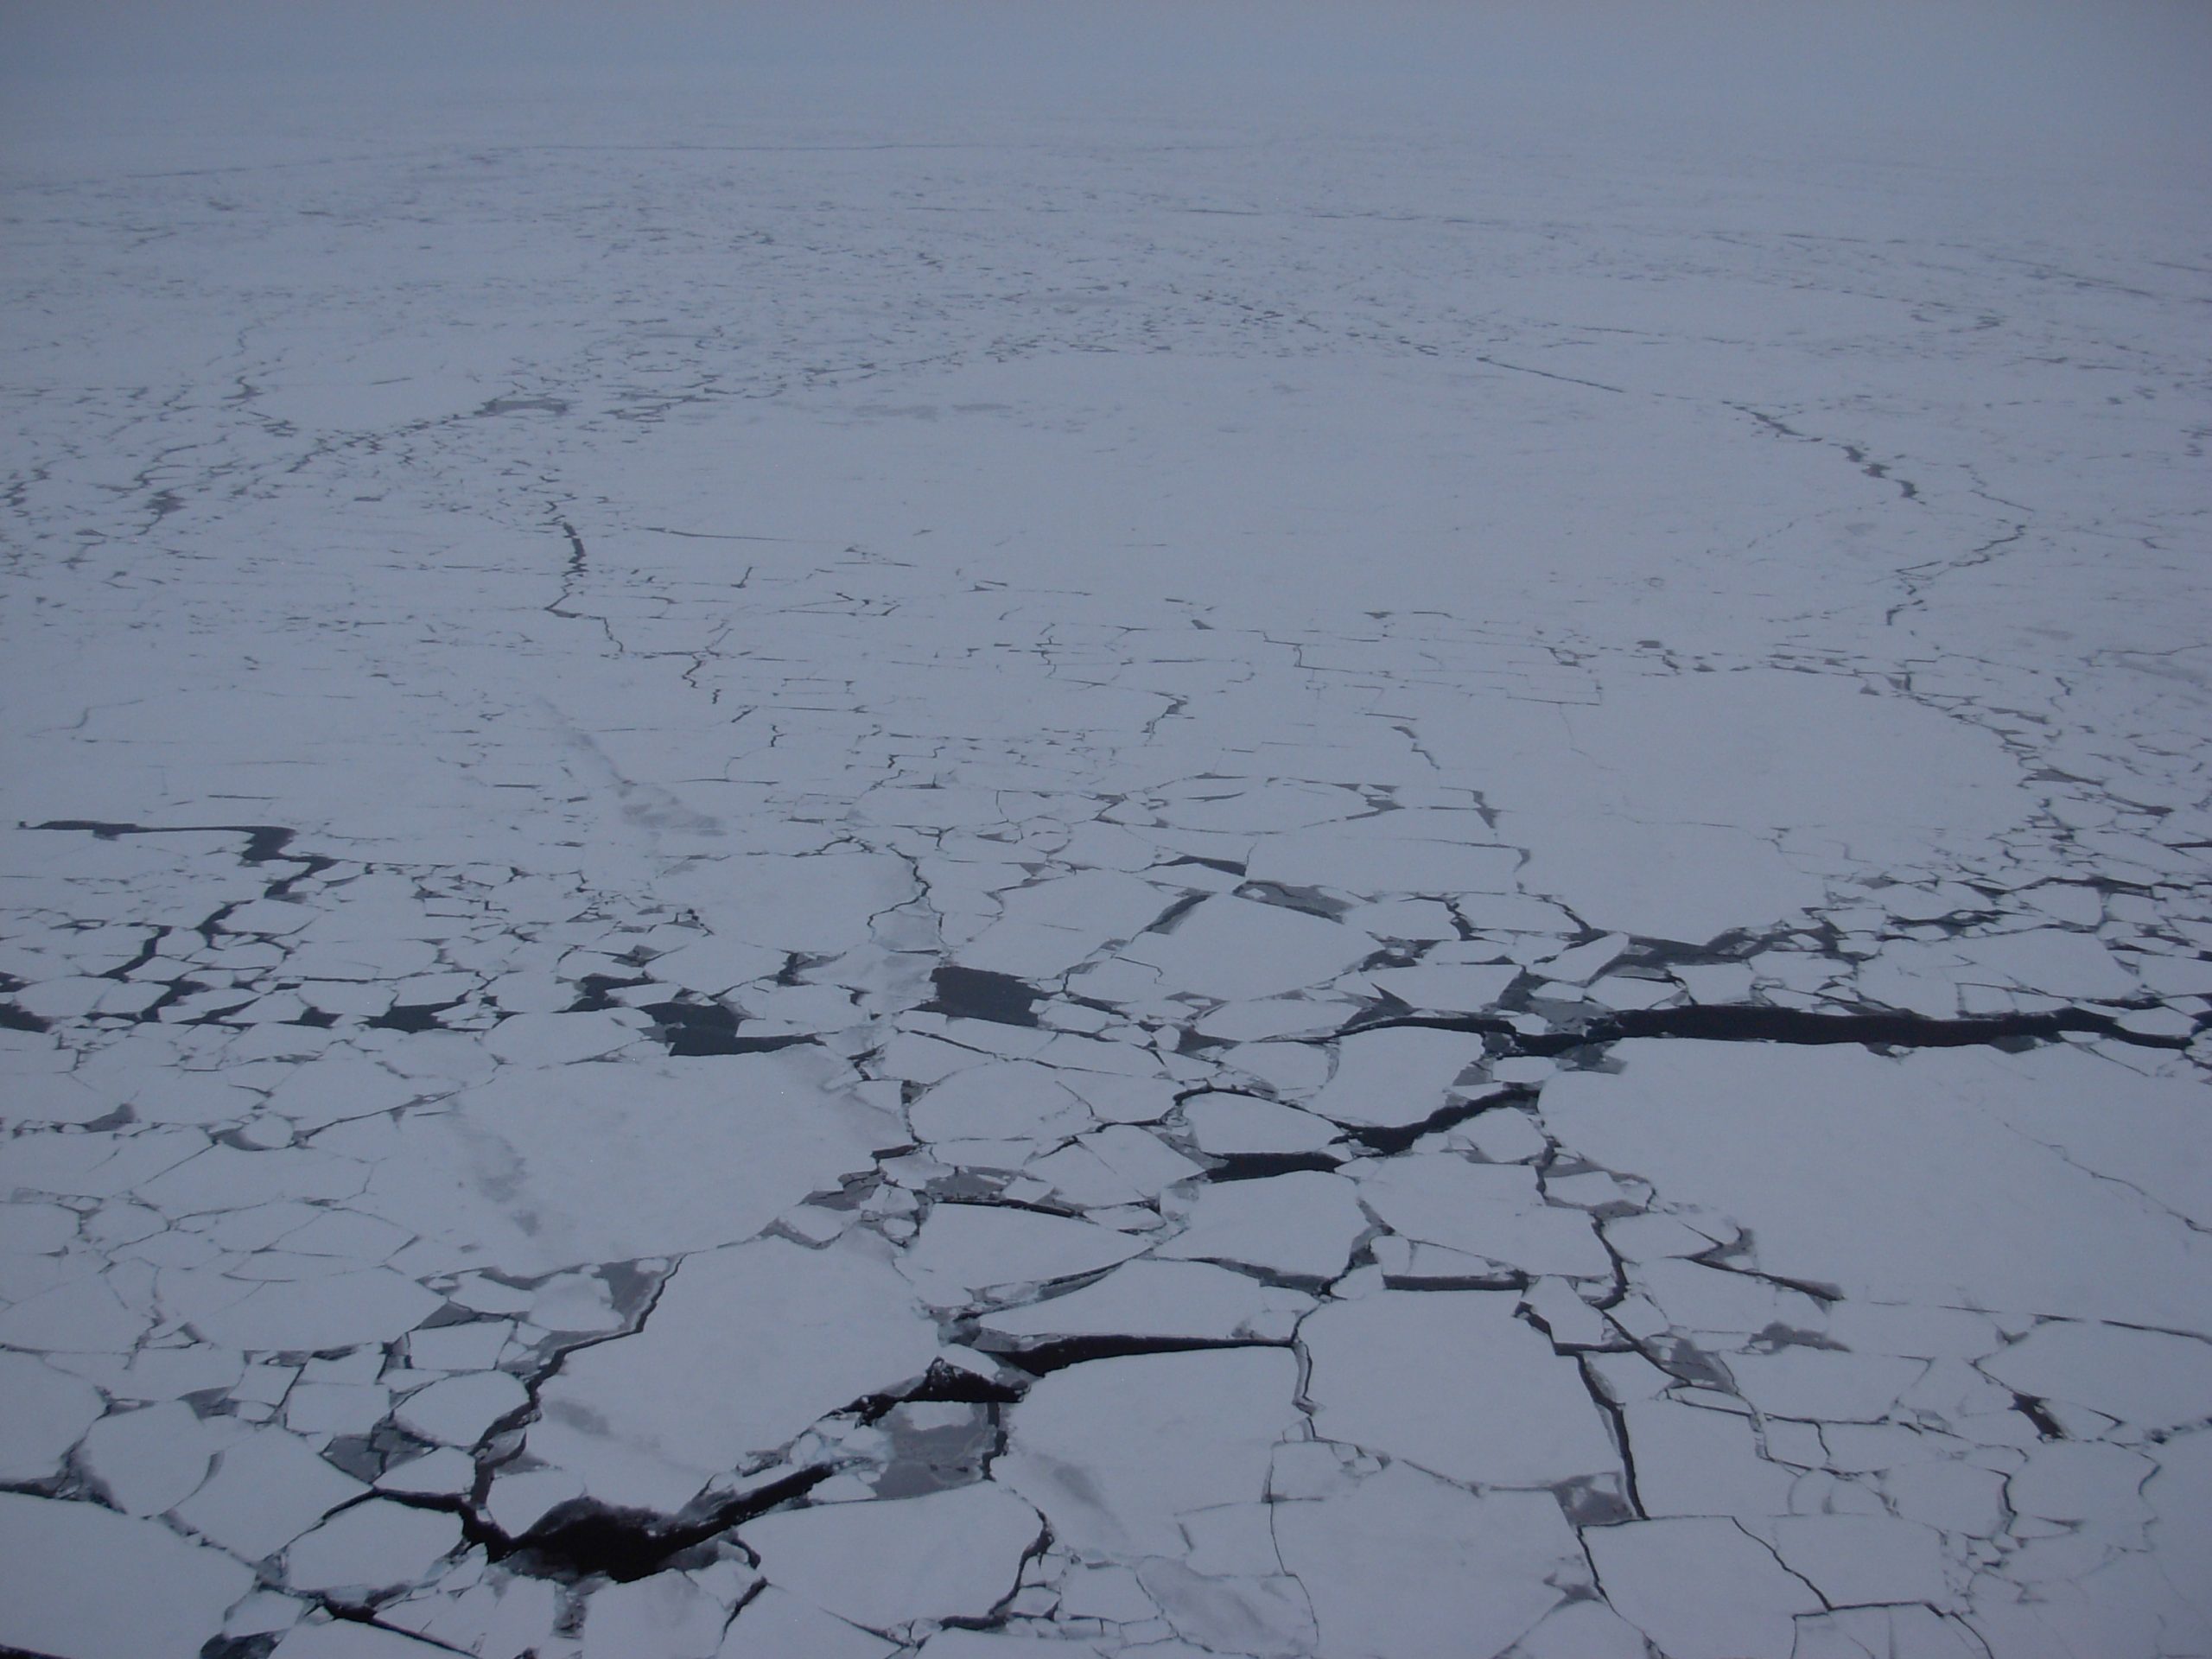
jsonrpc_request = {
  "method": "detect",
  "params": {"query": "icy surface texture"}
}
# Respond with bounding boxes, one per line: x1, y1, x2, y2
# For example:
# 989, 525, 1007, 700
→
3, 6, 2211, 1656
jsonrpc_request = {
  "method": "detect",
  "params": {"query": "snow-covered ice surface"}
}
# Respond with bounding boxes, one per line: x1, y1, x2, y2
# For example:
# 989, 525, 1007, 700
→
3, 3, 2212, 1655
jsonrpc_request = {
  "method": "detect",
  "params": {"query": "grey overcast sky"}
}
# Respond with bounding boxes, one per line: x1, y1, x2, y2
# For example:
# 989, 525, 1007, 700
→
3, 1, 2208, 172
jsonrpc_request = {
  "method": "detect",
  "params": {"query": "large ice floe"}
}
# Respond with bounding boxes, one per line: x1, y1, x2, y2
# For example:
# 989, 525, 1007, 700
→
3, 4, 2211, 1655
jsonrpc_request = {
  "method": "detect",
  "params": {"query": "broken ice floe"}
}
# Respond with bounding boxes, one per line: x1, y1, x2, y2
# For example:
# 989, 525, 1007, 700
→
4, 46, 2212, 1659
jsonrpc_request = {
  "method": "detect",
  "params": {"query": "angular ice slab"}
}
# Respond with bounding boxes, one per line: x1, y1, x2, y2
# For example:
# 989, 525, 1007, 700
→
1301, 1291, 1622, 1490
1000, 1348, 1299, 1557
530, 1238, 940, 1510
